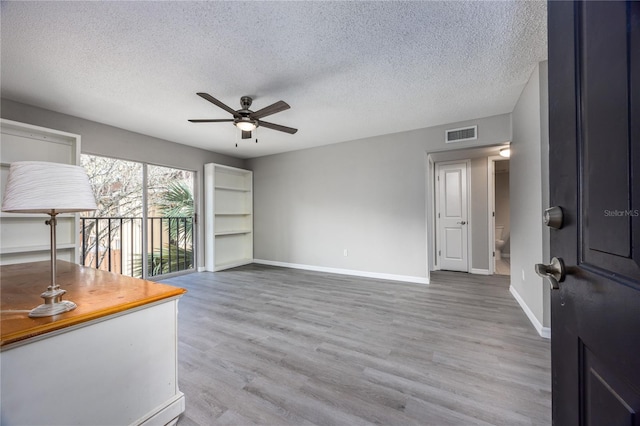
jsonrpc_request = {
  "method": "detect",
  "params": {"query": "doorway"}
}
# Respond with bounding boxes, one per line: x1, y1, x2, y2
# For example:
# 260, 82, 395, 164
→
489, 155, 511, 276
427, 145, 512, 277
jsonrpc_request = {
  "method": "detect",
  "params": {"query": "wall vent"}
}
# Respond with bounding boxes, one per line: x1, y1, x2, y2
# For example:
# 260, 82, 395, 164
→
445, 125, 477, 143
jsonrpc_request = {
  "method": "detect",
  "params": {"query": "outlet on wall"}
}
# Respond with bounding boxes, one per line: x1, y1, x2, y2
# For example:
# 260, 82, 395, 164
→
344, 249, 348, 257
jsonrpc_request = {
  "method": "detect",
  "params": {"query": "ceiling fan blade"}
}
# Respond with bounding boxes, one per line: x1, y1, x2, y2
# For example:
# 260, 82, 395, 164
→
196, 93, 239, 117
242, 130, 252, 139
188, 119, 235, 123
258, 120, 298, 134
250, 101, 290, 120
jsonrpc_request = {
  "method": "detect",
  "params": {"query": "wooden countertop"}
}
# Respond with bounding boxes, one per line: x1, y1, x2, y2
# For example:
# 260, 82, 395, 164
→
1, 261, 186, 347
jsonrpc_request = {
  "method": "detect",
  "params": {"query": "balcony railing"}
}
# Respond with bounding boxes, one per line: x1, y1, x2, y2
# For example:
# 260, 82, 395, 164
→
80, 216, 194, 278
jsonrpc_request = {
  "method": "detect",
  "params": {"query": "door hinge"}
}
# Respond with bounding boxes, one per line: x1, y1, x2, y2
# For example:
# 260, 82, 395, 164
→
493, 251, 495, 257
438, 250, 441, 256
194, 213, 198, 225
492, 211, 495, 217
438, 212, 440, 218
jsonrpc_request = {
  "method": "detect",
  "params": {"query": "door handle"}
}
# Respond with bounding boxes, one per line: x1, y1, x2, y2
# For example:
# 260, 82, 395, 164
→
535, 257, 566, 290
457, 221, 467, 225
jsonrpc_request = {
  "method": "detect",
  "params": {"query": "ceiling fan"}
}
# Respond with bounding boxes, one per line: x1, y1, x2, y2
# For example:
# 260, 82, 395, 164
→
188, 93, 298, 140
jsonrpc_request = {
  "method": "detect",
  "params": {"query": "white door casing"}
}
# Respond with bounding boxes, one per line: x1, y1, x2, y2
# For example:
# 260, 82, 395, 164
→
436, 161, 469, 272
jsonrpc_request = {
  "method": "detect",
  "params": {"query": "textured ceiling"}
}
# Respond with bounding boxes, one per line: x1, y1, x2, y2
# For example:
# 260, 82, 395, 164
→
1, 1, 547, 159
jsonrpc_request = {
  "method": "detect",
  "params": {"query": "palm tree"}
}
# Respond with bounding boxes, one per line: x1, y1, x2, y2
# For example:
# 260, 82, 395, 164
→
156, 181, 194, 247
135, 181, 195, 277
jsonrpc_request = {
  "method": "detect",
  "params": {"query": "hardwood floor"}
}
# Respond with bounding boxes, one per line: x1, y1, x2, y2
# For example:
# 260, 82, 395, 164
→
162, 265, 551, 425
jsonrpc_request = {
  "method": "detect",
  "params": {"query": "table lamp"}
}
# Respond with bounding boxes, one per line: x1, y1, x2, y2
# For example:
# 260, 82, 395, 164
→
2, 161, 97, 317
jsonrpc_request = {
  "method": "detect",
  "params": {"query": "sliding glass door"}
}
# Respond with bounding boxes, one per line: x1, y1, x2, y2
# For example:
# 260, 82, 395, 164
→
147, 164, 195, 277
80, 154, 195, 278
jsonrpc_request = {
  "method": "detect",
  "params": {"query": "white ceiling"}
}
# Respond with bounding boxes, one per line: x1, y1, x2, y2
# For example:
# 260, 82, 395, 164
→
1, 1, 547, 159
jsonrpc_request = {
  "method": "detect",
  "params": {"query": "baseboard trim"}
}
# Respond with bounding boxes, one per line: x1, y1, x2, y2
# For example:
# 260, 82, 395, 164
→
253, 259, 429, 285
136, 392, 185, 426
470, 268, 490, 275
509, 285, 551, 339
197, 266, 206, 272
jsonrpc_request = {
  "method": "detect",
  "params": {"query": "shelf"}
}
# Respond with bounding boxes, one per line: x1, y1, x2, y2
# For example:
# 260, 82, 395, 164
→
205, 163, 253, 272
1, 119, 81, 265
214, 258, 253, 271
215, 230, 252, 236
214, 185, 251, 192
0, 243, 76, 255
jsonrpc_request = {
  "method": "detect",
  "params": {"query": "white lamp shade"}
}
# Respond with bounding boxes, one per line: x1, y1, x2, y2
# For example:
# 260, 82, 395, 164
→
2, 161, 97, 213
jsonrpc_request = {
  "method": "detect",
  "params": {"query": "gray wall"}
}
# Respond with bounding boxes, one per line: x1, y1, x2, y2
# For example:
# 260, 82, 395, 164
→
470, 157, 489, 271
495, 169, 510, 255
510, 62, 550, 328
246, 114, 511, 280
1, 98, 245, 269
539, 62, 551, 326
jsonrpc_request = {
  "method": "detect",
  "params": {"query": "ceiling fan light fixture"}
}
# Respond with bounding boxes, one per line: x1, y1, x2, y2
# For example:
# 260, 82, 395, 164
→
190, 93, 296, 137
235, 119, 257, 132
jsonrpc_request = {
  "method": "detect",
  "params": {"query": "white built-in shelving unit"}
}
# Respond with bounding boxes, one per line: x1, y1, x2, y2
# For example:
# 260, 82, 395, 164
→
204, 163, 253, 271
0, 119, 81, 265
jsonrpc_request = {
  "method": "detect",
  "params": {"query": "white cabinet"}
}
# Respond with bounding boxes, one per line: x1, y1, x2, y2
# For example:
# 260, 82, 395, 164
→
1, 261, 186, 426
1, 299, 185, 426
204, 163, 253, 271
0, 119, 81, 265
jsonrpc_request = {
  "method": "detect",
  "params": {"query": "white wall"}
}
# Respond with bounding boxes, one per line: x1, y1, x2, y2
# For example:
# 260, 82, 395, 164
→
509, 61, 550, 335
246, 114, 511, 282
0, 98, 245, 269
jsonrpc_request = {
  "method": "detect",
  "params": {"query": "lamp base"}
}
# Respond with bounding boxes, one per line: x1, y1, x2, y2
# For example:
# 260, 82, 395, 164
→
28, 287, 77, 318
29, 300, 77, 318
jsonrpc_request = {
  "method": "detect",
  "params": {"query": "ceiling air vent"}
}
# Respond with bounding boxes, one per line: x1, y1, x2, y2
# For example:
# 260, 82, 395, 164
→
445, 125, 477, 143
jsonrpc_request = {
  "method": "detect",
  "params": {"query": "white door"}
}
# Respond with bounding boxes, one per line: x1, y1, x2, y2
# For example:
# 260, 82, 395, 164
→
436, 162, 469, 272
